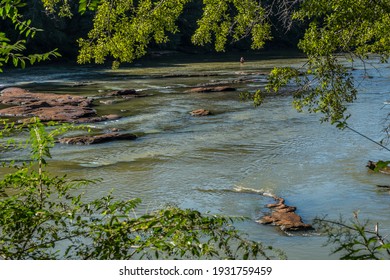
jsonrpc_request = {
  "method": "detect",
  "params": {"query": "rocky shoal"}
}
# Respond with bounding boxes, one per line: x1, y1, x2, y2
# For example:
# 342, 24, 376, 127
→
258, 194, 314, 232
0, 87, 121, 123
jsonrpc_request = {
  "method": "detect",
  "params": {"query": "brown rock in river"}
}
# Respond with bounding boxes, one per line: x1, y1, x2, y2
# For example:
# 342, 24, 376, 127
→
105, 89, 150, 99
190, 109, 211, 116
58, 132, 137, 145
75, 114, 121, 123
0, 87, 119, 123
260, 211, 313, 231
106, 89, 137, 97
0, 104, 96, 122
0, 87, 92, 107
185, 85, 236, 93
258, 195, 313, 231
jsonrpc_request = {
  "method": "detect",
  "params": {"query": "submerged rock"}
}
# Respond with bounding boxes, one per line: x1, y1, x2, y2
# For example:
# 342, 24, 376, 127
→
106, 89, 137, 97
99, 99, 123, 105
190, 109, 211, 116
258, 195, 313, 231
377, 185, 390, 188
98, 89, 151, 105
58, 132, 137, 145
185, 85, 236, 93
105, 89, 150, 98
75, 114, 121, 123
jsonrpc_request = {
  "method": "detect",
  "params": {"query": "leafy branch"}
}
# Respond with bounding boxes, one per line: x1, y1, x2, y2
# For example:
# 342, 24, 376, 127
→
0, 0, 61, 72
314, 213, 390, 260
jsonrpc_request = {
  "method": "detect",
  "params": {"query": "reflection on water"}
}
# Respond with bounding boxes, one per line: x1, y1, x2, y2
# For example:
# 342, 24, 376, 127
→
1, 54, 390, 259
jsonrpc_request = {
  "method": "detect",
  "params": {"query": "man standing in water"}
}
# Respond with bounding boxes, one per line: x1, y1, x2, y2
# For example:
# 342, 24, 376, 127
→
240, 57, 245, 64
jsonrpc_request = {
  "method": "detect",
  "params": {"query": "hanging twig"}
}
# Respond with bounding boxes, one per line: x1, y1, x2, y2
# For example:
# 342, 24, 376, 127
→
345, 125, 390, 152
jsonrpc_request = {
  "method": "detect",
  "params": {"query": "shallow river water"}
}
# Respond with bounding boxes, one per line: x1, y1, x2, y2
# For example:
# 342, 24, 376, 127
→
1, 53, 390, 259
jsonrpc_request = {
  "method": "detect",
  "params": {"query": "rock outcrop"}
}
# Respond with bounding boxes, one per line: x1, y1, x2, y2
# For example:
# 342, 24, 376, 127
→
0, 87, 119, 123
0, 87, 92, 107
258, 195, 313, 231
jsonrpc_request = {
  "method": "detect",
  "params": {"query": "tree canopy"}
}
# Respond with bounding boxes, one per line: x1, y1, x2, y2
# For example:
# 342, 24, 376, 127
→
74, 0, 272, 68
288, 0, 390, 125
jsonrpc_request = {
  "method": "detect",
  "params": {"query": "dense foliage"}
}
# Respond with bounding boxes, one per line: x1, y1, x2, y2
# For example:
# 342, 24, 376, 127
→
74, 0, 272, 68
241, 0, 390, 126
283, 0, 390, 126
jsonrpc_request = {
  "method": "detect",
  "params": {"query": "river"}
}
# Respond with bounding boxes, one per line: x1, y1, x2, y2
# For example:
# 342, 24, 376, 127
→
1, 52, 390, 259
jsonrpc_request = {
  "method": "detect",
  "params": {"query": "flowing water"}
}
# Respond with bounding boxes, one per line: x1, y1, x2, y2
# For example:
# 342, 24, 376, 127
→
1, 53, 390, 259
